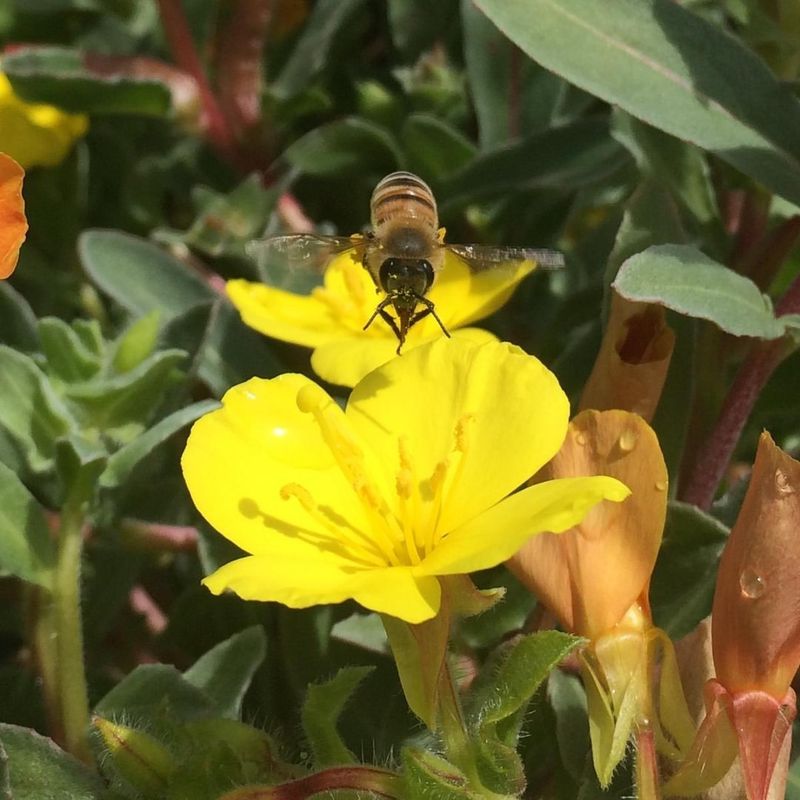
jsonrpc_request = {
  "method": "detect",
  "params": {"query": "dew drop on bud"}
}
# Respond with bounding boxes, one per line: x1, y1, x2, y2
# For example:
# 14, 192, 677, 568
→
775, 468, 795, 495
654, 480, 667, 492
618, 429, 637, 452
575, 431, 588, 446
739, 568, 766, 600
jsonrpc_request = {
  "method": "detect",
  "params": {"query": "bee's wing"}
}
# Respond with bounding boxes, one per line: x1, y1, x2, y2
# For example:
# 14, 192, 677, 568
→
446, 244, 565, 273
246, 234, 364, 292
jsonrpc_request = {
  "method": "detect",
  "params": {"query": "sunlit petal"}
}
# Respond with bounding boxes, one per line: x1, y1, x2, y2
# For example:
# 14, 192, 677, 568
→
182, 374, 374, 558
204, 555, 441, 622
415, 476, 629, 577
349, 338, 570, 536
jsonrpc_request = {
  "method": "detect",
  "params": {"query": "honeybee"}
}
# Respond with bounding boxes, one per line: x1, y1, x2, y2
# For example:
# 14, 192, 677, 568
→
247, 171, 565, 353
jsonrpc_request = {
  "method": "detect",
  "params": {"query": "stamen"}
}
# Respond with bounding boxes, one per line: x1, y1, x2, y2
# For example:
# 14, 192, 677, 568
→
295, 384, 406, 566
280, 483, 386, 567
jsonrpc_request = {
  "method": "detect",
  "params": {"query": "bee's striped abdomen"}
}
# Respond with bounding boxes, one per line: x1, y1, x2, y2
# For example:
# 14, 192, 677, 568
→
370, 171, 438, 233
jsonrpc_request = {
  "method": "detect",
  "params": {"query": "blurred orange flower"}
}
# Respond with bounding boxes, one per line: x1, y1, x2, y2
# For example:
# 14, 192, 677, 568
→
0, 152, 27, 279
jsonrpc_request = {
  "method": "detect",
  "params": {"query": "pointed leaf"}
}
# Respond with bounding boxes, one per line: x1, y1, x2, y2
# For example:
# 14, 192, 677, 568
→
183, 626, 267, 719
401, 748, 471, 800
301, 666, 374, 767
99, 400, 219, 489
95, 664, 213, 721
468, 631, 584, 726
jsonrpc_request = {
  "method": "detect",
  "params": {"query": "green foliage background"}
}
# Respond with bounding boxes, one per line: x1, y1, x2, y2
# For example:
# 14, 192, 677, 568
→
0, 0, 799, 797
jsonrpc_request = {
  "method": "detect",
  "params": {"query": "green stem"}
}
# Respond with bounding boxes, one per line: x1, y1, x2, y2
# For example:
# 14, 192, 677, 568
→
26, 585, 63, 744
52, 485, 92, 762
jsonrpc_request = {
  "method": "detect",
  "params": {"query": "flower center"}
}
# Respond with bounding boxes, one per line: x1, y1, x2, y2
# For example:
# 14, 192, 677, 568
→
281, 383, 474, 569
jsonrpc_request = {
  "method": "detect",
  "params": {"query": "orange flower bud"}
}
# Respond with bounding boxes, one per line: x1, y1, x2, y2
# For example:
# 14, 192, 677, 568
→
712, 433, 800, 698
579, 295, 675, 422
509, 409, 666, 639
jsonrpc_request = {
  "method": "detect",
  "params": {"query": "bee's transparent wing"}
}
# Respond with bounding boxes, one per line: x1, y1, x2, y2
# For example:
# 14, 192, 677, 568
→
446, 244, 565, 273
246, 234, 362, 292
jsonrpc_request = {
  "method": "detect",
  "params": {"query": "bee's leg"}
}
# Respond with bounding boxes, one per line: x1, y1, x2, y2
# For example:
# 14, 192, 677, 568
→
377, 310, 405, 354
363, 297, 393, 331
412, 296, 451, 338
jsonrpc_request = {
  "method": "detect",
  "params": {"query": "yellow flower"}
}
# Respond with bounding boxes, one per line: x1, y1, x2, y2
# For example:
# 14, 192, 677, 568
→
0, 73, 88, 169
228, 248, 535, 387
181, 338, 629, 623
0, 153, 27, 278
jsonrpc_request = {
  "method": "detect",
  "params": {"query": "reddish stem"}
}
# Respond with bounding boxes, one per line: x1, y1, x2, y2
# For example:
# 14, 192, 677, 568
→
680, 272, 800, 510
155, 0, 240, 166
214, 0, 272, 139
218, 766, 402, 800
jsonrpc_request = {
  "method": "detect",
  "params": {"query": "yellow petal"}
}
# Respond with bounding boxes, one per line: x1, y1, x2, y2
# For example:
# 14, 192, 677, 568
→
0, 73, 88, 169
227, 279, 348, 348
438, 251, 535, 328
415, 475, 629, 576
310, 327, 497, 388
182, 373, 374, 558
204, 555, 441, 623
348, 338, 571, 537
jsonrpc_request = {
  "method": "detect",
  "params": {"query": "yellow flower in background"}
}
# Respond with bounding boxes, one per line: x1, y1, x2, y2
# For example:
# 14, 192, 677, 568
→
0, 73, 88, 169
227, 249, 535, 387
0, 153, 27, 278
182, 338, 628, 623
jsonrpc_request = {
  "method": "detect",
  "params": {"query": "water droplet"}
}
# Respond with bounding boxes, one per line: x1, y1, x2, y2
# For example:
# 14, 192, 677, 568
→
739, 568, 766, 600
575, 431, 588, 446
775, 468, 795, 495
618, 429, 637, 452
654, 480, 667, 492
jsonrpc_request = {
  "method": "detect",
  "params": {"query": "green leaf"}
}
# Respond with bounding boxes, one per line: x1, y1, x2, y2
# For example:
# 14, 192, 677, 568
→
112, 311, 161, 373
462, 0, 573, 145
0, 724, 107, 800
65, 349, 186, 432
401, 748, 471, 800
611, 112, 720, 231
301, 666, 374, 767
38, 317, 102, 383
3, 47, 171, 116
467, 631, 582, 727
99, 399, 218, 489
0, 346, 75, 474
651, 500, 729, 639
196, 301, 284, 396
272, 0, 367, 99
0, 283, 39, 351
473, 0, 800, 206
613, 244, 789, 339
284, 117, 402, 177
547, 670, 589, 781
79, 230, 215, 320
402, 113, 476, 180
95, 664, 214, 721
158, 175, 279, 260
438, 119, 630, 212
183, 626, 267, 720
0, 462, 55, 588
